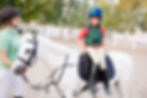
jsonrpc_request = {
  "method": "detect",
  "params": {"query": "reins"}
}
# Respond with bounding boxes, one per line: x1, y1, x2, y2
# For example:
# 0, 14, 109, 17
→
22, 54, 70, 93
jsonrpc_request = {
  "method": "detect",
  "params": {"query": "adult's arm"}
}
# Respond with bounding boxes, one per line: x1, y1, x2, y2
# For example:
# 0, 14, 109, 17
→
0, 33, 13, 67
0, 51, 12, 67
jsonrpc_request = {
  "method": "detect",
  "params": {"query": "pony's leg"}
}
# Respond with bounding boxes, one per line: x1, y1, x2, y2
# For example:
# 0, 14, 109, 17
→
54, 85, 66, 98
65, 90, 74, 98
120, 79, 131, 98
114, 81, 124, 98
91, 90, 97, 98
119, 70, 132, 98
92, 93, 97, 98
38, 90, 48, 98
73, 84, 89, 97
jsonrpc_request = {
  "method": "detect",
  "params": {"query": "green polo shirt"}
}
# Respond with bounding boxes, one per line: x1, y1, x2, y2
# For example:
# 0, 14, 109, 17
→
0, 29, 20, 69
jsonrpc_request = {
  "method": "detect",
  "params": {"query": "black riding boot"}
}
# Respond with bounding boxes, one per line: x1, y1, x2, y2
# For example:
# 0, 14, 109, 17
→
102, 70, 111, 95
89, 64, 98, 93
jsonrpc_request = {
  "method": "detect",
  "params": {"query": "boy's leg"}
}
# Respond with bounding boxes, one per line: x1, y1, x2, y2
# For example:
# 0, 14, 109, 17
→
98, 48, 106, 70
87, 48, 100, 65
87, 48, 99, 92
98, 49, 111, 94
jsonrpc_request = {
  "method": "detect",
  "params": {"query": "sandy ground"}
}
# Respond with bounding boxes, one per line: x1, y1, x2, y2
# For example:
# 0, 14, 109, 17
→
21, 38, 147, 98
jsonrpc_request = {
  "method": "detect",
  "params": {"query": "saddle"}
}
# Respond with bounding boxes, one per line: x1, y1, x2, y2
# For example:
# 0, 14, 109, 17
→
78, 53, 115, 83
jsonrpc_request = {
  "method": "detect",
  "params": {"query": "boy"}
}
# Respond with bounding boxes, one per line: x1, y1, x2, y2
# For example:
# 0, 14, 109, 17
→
78, 7, 110, 94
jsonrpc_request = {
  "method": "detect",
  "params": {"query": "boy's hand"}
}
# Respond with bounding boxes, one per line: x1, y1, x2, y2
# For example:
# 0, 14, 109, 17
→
81, 46, 87, 53
78, 40, 87, 53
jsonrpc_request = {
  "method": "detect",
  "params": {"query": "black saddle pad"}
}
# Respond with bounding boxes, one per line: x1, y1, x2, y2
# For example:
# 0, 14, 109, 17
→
78, 53, 115, 83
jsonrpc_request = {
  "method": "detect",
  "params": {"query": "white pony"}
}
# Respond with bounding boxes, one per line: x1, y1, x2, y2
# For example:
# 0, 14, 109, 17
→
39, 36, 133, 98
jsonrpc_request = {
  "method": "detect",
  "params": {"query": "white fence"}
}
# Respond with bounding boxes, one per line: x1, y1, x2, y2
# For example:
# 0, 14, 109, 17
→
20, 23, 147, 49
111, 32, 147, 49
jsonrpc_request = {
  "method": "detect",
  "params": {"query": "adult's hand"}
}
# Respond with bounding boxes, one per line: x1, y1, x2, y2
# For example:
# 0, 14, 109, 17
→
14, 65, 27, 75
0, 51, 12, 67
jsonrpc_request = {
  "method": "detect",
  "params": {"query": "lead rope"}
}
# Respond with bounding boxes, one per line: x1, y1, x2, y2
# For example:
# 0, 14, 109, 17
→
22, 54, 69, 93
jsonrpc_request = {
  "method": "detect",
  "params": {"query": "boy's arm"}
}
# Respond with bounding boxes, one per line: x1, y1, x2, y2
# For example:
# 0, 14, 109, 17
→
101, 26, 107, 48
78, 27, 88, 52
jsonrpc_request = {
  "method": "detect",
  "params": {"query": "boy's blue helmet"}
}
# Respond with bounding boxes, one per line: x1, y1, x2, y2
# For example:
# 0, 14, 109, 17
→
89, 7, 103, 19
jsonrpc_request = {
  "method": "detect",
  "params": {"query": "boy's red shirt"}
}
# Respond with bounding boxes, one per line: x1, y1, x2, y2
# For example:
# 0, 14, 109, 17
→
78, 26, 106, 48
78, 26, 106, 40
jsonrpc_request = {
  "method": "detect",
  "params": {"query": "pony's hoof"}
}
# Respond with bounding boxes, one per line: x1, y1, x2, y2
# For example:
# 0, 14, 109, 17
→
61, 96, 66, 98
73, 91, 79, 97
105, 87, 112, 95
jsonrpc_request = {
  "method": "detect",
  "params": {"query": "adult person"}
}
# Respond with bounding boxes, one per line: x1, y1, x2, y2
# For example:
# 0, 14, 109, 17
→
0, 6, 24, 98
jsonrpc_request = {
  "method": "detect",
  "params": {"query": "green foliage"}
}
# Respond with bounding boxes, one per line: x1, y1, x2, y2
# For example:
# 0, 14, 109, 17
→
0, 0, 63, 23
0, 0, 146, 32
99, 0, 147, 32
60, 0, 89, 27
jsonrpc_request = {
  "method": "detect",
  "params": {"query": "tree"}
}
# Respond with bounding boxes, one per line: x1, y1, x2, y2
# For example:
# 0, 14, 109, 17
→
98, 0, 147, 32
0, 0, 146, 32
0, 0, 63, 23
